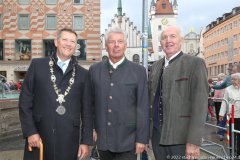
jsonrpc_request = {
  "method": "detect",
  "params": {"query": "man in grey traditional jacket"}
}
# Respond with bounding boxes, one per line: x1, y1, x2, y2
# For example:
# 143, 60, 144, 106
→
89, 27, 149, 160
148, 25, 208, 160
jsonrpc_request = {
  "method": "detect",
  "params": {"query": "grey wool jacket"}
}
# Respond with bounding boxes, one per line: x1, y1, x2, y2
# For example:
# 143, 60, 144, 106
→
149, 52, 208, 146
89, 58, 149, 152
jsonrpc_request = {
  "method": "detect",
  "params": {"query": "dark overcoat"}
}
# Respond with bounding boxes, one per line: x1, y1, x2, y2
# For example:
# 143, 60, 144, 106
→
89, 59, 149, 152
19, 56, 92, 160
149, 52, 208, 146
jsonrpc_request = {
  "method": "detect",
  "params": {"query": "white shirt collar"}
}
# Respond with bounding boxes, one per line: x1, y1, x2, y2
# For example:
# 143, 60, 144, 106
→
109, 57, 125, 69
164, 51, 181, 68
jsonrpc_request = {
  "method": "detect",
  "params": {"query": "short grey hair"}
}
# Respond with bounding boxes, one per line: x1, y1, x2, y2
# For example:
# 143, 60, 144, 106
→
160, 25, 183, 40
217, 73, 225, 80
104, 27, 128, 44
231, 73, 240, 80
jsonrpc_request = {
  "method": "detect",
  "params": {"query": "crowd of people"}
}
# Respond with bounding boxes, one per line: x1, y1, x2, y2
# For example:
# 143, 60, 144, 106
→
17, 25, 240, 160
207, 63, 240, 157
0, 79, 22, 92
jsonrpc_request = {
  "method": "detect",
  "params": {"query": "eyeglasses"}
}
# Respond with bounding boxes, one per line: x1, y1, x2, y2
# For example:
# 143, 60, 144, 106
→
107, 40, 125, 46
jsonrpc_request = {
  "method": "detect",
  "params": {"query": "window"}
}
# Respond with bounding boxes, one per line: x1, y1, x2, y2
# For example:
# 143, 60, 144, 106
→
158, 46, 162, 52
76, 39, 86, 60
18, 14, 29, 30
73, 15, 84, 30
133, 54, 140, 64
158, 25, 162, 31
46, 15, 56, 29
0, 14, 2, 30
229, 23, 232, 30
46, 0, 57, 4
15, 40, 31, 60
73, 0, 84, 4
19, 0, 30, 4
234, 20, 237, 27
0, 40, 3, 60
43, 40, 56, 57
162, 3, 166, 9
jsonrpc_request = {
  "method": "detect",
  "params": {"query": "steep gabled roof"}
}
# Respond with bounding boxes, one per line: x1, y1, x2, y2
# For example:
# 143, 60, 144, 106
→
155, 0, 174, 15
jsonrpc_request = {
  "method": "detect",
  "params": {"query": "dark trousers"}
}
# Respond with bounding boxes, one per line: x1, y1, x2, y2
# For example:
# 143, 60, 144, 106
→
152, 128, 186, 160
98, 149, 137, 160
214, 102, 222, 124
217, 114, 226, 136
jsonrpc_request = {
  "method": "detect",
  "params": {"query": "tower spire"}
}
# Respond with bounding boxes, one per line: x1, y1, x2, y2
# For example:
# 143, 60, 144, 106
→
172, 0, 178, 14
117, 0, 123, 27
117, 0, 122, 16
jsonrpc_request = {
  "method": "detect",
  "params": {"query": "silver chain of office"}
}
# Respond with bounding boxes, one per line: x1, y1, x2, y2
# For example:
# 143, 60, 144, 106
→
49, 58, 76, 115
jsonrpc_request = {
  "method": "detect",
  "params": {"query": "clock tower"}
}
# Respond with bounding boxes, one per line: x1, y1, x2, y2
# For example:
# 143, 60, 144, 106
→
149, 0, 178, 59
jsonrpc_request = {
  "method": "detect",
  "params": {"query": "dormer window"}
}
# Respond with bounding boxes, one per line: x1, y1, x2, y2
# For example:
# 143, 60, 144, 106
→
162, 3, 166, 9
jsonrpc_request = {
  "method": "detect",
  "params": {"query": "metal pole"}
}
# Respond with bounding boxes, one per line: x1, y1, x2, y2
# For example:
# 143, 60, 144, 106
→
142, 0, 148, 71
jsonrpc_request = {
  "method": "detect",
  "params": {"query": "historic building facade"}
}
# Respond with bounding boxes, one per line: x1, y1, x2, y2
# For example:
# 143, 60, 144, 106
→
203, 6, 240, 78
149, 0, 178, 60
100, 0, 142, 64
0, 0, 101, 82
182, 28, 200, 56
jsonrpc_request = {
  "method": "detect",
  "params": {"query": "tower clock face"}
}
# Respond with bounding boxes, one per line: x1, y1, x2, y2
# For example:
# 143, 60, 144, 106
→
161, 18, 168, 25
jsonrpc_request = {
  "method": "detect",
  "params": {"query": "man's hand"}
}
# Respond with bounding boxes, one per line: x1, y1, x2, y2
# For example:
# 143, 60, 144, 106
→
28, 134, 41, 148
77, 144, 90, 160
135, 142, 146, 154
186, 143, 200, 160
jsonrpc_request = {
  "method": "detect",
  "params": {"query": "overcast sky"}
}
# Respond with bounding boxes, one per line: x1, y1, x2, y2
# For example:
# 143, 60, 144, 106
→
101, 0, 240, 34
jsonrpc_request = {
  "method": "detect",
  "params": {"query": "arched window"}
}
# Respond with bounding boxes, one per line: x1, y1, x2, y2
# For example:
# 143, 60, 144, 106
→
133, 54, 140, 64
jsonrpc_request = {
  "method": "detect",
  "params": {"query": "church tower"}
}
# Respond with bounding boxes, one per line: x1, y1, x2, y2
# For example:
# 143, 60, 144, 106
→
149, 0, 178, 59
117, 0, 123, 27
172, 0, 178, 14
101, 0, 142, 63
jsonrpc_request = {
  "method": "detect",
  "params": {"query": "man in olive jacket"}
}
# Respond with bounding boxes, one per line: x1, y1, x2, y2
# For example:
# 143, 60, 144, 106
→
148, 25, 208, 160
89, 27, 149, 160
19, 28, 92, 160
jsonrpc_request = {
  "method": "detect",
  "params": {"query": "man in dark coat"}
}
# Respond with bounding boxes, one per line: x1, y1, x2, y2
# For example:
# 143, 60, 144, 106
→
89, 27, 149, 160
148, 25, 208, 160
19, 28, 93, 160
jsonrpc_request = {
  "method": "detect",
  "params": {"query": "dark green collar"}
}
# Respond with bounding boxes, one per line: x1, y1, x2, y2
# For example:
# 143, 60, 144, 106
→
107, 57, 128, 69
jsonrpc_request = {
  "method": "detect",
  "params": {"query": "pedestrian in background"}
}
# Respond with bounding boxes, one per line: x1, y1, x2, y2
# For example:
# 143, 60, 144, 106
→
208, 78, 216, 121
211, 64, 240, 90
213, 73, 226, 141
214, 73, 226, 124
148, 25, 208, 160
219, 73, 240, 157
89, 27, 149, 160
19, 28, 92, 160
210, 64, 240, 141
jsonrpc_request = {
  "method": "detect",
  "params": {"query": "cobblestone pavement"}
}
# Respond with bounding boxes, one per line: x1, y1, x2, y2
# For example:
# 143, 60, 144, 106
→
0, 118, 228, 160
